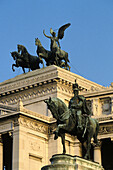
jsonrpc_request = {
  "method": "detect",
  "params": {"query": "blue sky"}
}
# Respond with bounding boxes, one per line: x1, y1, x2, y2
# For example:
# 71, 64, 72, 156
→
0, 0, 113, 87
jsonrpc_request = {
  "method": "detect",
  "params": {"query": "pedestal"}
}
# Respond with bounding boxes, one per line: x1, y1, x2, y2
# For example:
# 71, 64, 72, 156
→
94, 145, 101, 164
41, 154, 104, 170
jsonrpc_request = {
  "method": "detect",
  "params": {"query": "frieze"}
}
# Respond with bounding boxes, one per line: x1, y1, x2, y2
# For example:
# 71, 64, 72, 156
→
0, 82, 73, 105
99, 124, 113, 135
15, 117, 49, 134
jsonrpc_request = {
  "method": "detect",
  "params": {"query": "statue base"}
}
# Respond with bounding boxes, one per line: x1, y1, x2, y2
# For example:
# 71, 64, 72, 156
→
41, 154, 104, 170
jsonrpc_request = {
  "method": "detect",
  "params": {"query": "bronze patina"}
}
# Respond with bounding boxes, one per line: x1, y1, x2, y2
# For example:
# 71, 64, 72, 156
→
45, 81, 99, 160
35, 23, 71, 70
11, 23, 71, 72
11, 45, 44, 73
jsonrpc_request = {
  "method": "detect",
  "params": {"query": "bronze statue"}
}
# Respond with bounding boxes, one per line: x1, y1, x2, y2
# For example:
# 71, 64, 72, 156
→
35, 38, 56, 66
69, 80, 91, 132
42, 23, 71, 69
35, 37, 70, 70
44, 81, 99, 160
11, 45, 44, 73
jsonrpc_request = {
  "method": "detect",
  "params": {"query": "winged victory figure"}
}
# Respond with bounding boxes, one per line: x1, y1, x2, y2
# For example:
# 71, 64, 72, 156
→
43, 23, 71, 69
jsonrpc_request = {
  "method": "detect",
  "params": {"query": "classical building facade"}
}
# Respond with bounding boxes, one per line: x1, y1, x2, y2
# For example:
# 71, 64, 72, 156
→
0, 65, 112, 169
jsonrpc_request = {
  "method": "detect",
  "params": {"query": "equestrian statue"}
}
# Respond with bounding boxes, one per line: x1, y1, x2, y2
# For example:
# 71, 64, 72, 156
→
44, 80, 99, 160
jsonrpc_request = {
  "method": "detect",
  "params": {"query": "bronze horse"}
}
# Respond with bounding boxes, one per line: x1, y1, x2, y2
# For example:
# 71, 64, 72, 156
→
45, 97, 99, 160
35, 38, 56, 66
11, 45, 44, 73
35, 38, 70, 70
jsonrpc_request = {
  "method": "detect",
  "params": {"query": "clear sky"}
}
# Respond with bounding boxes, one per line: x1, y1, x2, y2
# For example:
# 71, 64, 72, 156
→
0, 0, 113, 87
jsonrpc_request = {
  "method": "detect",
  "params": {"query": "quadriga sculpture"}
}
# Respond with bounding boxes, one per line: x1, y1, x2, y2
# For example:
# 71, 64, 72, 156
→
11, 45, 44, 73
45, 95, 99, 160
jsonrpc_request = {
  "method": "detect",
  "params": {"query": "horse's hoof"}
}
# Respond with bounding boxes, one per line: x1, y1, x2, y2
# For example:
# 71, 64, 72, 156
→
63, 151, 66, 155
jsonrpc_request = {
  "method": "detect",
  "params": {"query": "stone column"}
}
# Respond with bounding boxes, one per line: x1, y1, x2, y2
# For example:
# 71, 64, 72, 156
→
74, 140, 82, 157
91, 99, 99, 116
0, 134, 3, 170
94, 142, 101, 165
12, 126, 19, 170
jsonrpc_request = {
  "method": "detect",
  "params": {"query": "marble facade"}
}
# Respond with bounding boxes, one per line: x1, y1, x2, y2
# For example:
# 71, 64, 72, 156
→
0, 65, 112, 169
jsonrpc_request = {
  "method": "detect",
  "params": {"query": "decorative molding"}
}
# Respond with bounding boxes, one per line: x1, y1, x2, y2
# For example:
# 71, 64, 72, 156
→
0, 66, 105, 99
99, 124, 113, 135
15, 117, 49, 134
0, 82, 73, 105
100, 97, 111, 115
0, 68, 58, 95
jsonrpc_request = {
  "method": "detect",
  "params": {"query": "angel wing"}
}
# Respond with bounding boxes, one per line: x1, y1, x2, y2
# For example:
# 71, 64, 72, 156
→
58, 23, 71, 39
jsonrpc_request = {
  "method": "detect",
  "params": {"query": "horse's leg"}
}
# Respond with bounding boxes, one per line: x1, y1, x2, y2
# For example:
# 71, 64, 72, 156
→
54, 123, 67, 140
60, 133, 66, 154
84, 136, 91, 160
22, 67, 25, 73
12, 64, 16, 72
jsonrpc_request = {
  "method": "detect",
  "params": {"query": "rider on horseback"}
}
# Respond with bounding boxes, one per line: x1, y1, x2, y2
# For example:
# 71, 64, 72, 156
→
69, 80, 91, 131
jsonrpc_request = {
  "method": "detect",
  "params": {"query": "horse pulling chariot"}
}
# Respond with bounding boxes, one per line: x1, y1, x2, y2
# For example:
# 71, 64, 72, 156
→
11, 45, 44, 73
11, 23, 71, 73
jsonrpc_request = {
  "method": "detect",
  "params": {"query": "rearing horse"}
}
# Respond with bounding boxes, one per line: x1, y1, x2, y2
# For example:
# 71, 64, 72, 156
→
11, 45, 44, 73
17, 44, 44, 72
45, 97, 99, 160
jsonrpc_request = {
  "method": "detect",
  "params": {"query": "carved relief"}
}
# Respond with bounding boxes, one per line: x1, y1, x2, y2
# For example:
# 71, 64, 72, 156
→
99, 124, 113, 134
15, 117, 49, 134
29, 141, 42, 152
100, 98, 111, 115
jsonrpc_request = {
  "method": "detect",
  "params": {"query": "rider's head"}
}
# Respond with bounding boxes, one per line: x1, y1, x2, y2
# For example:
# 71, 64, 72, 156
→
73, 80, 79, 95
50, 28, 56, 37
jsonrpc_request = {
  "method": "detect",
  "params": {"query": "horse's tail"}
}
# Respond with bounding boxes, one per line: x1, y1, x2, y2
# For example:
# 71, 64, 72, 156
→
93, 119, 99, 144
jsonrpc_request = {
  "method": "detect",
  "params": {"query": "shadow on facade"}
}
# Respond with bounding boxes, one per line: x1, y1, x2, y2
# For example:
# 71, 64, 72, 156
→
101, 138, 113, 170
2, 133, 12, 170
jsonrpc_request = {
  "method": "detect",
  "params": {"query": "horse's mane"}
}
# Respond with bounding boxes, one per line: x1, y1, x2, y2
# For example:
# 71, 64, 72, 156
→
51, 98, 70, 121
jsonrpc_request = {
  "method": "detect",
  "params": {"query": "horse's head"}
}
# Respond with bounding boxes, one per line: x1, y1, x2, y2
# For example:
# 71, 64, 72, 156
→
17, 44, 25, 53
44, 97, 58, 119
10, 51, 19, 60
35, 38, 41, 46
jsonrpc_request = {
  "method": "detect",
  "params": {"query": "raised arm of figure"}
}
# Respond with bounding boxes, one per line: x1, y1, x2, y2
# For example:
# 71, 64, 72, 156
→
43, 30, 51, 39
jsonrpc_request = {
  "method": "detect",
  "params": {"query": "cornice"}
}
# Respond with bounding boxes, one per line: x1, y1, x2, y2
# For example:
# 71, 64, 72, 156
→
82, 87, 113, 99
0, 65, 105, 98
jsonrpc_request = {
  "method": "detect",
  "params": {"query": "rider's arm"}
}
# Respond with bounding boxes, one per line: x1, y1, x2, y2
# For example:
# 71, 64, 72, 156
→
43, 30, 51, 39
